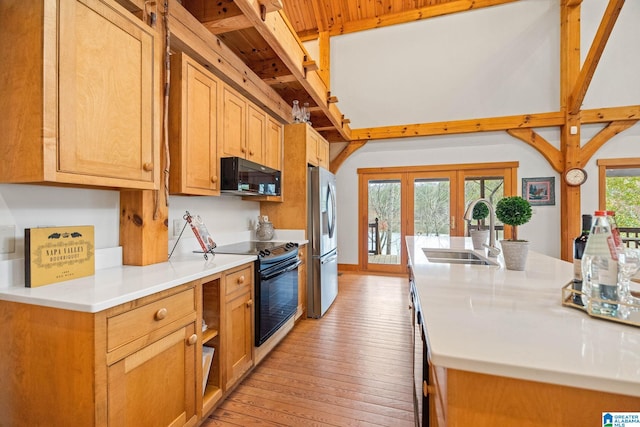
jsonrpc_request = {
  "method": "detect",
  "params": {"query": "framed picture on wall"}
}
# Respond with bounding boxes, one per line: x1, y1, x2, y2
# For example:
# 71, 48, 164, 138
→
522, 177, 555, 206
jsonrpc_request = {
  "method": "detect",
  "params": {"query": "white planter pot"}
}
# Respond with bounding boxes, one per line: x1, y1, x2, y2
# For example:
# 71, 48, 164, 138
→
470, 229, 489, 250
500, 240, 529, 271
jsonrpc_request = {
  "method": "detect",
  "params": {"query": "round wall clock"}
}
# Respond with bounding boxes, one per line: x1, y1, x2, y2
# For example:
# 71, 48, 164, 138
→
564, 167, 588, 186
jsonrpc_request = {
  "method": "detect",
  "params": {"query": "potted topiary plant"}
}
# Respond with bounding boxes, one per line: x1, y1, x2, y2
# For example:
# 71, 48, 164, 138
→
469, 203, 490, 250
495, 196, 533, 270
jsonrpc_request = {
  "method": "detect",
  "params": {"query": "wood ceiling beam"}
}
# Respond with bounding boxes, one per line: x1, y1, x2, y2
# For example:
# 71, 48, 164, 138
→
350, 112, 564, 141
568, 0, 625, 114
506, 129, 563, 173
200, 15, 253, 34
316, 31, 330, 89
313, 0, 519, 38
559, 0, 582, 262
330, 140, 368, 174
581, 105, 640, 123
580, 120, 639, 165
167, 0, 291, 123
232, 0, 352, 140
263, 74, 298, 85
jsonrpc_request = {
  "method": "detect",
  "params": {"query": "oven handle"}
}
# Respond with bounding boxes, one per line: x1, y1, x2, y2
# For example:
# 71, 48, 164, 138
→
261, 258, 302, 281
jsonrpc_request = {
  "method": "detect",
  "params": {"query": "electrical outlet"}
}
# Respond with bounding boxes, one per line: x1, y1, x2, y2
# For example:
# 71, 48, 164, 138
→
173, 219, 183, 237
0, 225, 16, 254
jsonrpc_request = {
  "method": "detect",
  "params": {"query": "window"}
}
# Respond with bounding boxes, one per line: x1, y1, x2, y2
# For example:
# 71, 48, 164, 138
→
598, 158, 640, 227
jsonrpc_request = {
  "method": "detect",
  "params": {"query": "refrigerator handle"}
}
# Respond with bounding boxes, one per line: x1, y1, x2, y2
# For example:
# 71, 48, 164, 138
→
321, 253, 338, 265
327, 182, 337, 239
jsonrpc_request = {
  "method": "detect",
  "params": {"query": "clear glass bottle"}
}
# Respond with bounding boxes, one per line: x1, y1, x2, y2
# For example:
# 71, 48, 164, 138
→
303, 102, 311, 124
581, 210, 619, 316
572, 214, 592, 305
606, 210, 624, 251
291, 100, 301, 123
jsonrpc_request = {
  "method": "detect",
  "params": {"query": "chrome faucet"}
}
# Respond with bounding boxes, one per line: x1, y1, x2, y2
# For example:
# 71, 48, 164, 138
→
464, 198, 501, 257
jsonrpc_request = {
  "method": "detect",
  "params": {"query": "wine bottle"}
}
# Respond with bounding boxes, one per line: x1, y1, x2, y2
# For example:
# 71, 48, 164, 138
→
572, 214, 592, 305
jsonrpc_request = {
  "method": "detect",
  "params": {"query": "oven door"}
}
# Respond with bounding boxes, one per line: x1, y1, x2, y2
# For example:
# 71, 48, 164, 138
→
255, 257, 301, 346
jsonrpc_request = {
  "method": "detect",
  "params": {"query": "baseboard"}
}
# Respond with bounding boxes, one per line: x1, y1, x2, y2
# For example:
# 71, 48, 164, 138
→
338, 263, 359, 273
338, 263, 409, 278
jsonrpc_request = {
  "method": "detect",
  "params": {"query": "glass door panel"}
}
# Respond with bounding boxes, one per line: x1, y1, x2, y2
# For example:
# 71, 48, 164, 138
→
366, 178, 403, 270
463, 171, 508, 240
413, 178, 451, 237
408, 171, 457, 238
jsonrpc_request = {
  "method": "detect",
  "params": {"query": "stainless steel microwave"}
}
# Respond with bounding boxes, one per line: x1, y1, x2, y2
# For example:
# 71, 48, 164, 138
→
220, 157, 281, 196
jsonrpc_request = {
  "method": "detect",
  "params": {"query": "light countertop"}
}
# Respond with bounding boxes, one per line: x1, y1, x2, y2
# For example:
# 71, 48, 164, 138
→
0, 237, 308, 313
407, 235, 640, 398
0, 253, 256, 313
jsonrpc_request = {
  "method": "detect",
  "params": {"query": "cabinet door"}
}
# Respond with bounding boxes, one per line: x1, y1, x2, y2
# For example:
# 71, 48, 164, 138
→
246, 103, 266, 164
265, 117, 282, 171
108, 324, 198, 427
169, 53, 219, 196
306, 130, 320, 166
220, 86, 247, 159
317, 138, 330, 169
224, 289, 253, 390
58, 0, 158, 186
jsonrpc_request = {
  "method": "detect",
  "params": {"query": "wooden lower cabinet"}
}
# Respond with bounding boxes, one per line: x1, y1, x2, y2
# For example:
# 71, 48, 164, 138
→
108, 323, 198, 427
0, 262, 257, 426
222, 264, 254, 391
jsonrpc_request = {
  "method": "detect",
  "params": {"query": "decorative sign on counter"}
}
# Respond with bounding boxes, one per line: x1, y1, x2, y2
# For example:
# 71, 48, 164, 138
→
25, 226, 95, 288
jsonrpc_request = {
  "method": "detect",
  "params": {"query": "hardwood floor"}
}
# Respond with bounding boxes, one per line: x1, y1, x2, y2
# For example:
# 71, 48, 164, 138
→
204, 273, 414, 426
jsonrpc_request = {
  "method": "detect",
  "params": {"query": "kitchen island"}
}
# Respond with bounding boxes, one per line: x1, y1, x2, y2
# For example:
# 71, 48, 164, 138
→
407, 236, 640, 427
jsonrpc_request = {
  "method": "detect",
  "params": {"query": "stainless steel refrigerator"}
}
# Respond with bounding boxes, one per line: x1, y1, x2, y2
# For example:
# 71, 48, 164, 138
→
307, 166, 338, 318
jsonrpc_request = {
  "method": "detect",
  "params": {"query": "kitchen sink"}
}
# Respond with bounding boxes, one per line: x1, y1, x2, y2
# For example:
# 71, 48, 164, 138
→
423, 248, 499, 266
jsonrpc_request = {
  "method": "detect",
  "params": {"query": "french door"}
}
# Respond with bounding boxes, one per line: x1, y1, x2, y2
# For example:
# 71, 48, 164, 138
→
358, 162, 518, 274
360, 172, 407, 274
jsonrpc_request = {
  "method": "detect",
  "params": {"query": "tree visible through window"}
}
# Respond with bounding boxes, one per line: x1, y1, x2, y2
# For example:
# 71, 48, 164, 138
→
604, 167, 640, 227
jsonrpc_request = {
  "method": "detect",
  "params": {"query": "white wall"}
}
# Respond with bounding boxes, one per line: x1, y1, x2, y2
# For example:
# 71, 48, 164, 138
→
330, 0, 640, 263
0, 183, 261, 262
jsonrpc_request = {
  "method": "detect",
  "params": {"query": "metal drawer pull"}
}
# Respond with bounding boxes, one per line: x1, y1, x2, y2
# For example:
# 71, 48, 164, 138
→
155, 307, 168, 320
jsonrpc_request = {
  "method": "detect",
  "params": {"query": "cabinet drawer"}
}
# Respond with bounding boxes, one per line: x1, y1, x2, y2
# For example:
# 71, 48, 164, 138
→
107, 288, 196, 352
225, 264, 253, 295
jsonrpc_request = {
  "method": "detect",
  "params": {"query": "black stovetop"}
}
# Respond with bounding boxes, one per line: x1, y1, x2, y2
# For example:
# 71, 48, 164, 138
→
214, 241, 298, 260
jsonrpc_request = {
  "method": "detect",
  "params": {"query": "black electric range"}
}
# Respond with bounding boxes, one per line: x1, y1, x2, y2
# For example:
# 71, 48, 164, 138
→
214, 241, 301, 346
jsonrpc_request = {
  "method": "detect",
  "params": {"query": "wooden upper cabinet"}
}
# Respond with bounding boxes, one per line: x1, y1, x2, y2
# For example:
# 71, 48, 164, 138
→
0, 0, 160, 189
306, 125, 330, 169
220, 85, 247, 159
246, 103, 266, 164
265, 117, 283, 171
169, 52, 220, 196
220, 84, 283, 171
